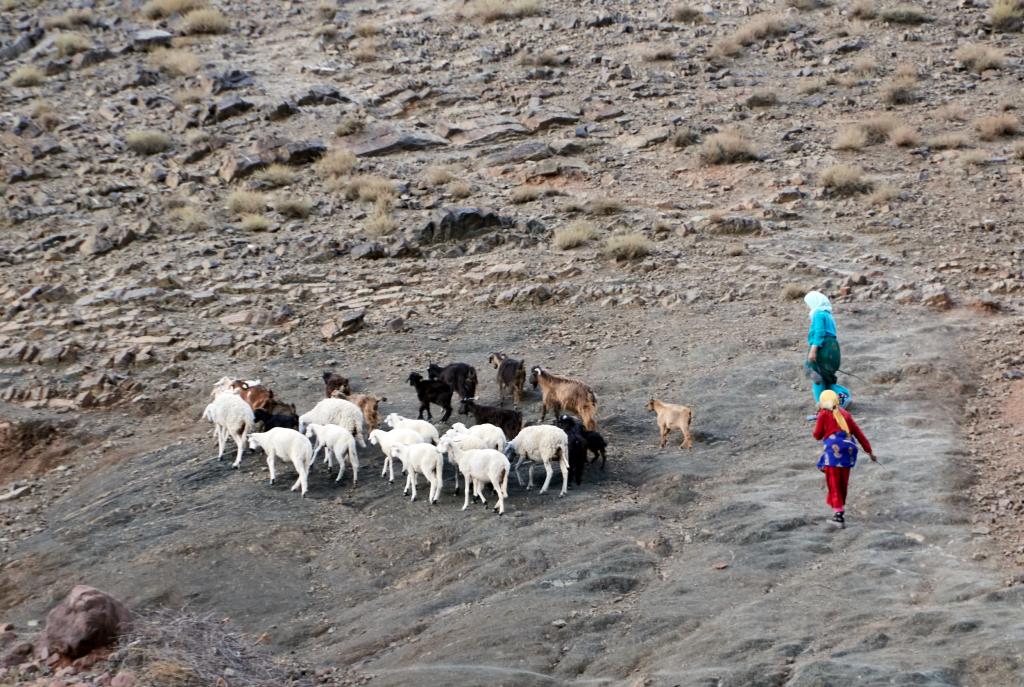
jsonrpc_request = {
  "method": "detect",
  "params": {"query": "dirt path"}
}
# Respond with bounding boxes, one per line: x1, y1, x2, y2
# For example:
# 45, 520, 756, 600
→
3, 304, 1022, 685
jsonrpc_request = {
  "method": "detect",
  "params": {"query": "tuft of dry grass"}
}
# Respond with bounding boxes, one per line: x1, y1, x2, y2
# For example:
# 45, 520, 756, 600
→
852, 55, 878, 76
954, 44, 1005, 73
317, 148, 357, 178
833, 126, 869, 150
820, 164, 872, 195
782, 283, 809, 300
448, 181, 472, 198
888, 125, 920, 147
959, 149, 990, 167
344, 175, 394, 202
671, 128, 700, 148
937, 103, 967, 122
315, 2, 336, 19
787, 0, 827, 10
276, 196, 312, 219
180, 8, 229, 34
518, 49, 560, 66
698, 130, 759, 165
603, 233, 654, 260
880, 4, 931, 24
989, 0, 1024, 32
866, 184, 899, 205
881, 77, 917, 105
642, 44, 677, 62
30, 100, 60, 130
353, 20, 380, 37
173, 86, 207, 105
927, 132, 970, 150
54, 32, 90, 56
125, 129, 173, 155
798, 77, 826, 94
670, 4, 705, 23
353, 40, 379, 62
1012, 140, 1024, 159
149, 48, 201, 76
464, 0, 543, 21
335, 112, 366, 136
363, 201, 398, 236
745, 90, 778, 107
553, 220, 597, 250
713, 14, 791, 57
171, 205, 209, 231
510, 184, 560, 204
858, 115, 898, 143
255, 164, 296, 188
226, 190, 265, 215
239, 214, 270, 231
850, 0, 876, 19
423, 165, 455, 186
975, 114, 1019, 140
141, 0, 206, 19
7, 65, 45, 87
42, 8, 92, 29
725, 242, 745, 257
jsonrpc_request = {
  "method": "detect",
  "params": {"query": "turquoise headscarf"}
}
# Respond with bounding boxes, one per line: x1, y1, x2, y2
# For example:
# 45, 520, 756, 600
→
804, 291, 832, 320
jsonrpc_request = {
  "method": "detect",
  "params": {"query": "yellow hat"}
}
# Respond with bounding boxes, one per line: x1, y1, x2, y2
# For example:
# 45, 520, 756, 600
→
819, 390, 850, 436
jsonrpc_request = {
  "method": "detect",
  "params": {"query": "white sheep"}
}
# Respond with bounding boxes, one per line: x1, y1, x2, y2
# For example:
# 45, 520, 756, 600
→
389, 443, 444, 503
303, 423, 359, 485
383, 413, 439, 444
369, 427, 425, 482
504, 425, 570, 496
439, 427, 488, 491
202, 392, 255, 468
451, 421, 507, 452
438, 436, 510, 515
210, 376, 261, 398
246, 427, 313, 497
299, 398, 366, 448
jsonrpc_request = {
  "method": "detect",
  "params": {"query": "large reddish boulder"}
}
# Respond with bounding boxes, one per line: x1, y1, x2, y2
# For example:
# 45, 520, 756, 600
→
34, 586, 131, 660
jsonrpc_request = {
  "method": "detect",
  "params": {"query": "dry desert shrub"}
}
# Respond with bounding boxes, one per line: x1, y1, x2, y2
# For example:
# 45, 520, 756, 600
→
448, 181, 472, 198
833, 126, 869, 150
713, 14, 791, 57
852, 55, 879, 76
553, 220, 597, 249
787, 0, 828, 10
465, 0, 542, 21
511, 185, 561, 204
937, 103, 967, 121
149, 48, 201, 76
7, 65, 45, 87
180, 8, 228, 34
820, 164, 872, 195
888, 125, 920, 147
317, 148, 357, 178
1012, 140, 1024, 159
603, 233, 654, 260
642, 44, 677, 62
585, 197, 624, 215
866, 184, 899, 205
363, 200, 398, 236
881, 4, 931, 24
975, 114, 1019, 140
42, 8, 92, 28
141, 0, 206, 19
276, 196, 312, 219
959, 149, 990, 167
745, 90, 778, 107
54, 32, 90, 56
519, 49, 560, 66
171, 205, 209, 231
671, 128, 700, 148
927, 132, 970, 149
423, 165, 455, 186
315, 1, 336, 19
345, 175, 394, 202
353, 40, 379, 62
226, 190, 265, 215
671, 5, 705, 23
698, 130, 759, 164
782, 283, 809, 300
173, 86, 207, 105
335, 112, 366, 136
725, 242, 745, 257
954, 44, 1005, 73
881, 77, 917, 105
354, 20, 380, 36
850, 0, 876, 19
239, 214, 270, 231
858, 115, 898, 142
30, 100, 60, 130
255, 164, 296, 188
798, 77, 826, 94
125, 129, 172, 154
989, 0, 1024, 32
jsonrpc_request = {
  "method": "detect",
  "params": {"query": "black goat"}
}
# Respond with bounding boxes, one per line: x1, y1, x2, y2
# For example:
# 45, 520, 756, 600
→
323, 371, 351, 398
427, 362, 478, 401
408, 372, 453, 422
489, 352, 526, 407
459, 398, 523, 443
555, 414, 607, 470
254, 405, 299, 432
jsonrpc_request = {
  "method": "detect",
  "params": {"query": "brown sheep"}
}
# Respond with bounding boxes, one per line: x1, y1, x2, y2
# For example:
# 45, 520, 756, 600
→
345, 393, 387, 430
489, 352, 526, 407
528, 366, 598, 431
323, 371, 351, 398
229, 380, 274, 411
645, 399, 693, 449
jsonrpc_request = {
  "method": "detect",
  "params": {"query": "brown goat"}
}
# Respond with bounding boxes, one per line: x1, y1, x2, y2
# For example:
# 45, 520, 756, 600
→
645, 399, 693, 449
230, 380, 274, 411
345, 393, 386, 429
528, 366, 598, 430
489, 352, 526, 407
323, 371, 351, 398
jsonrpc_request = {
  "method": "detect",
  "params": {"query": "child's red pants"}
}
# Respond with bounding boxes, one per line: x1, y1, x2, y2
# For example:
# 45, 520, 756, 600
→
824, 466, 850, 512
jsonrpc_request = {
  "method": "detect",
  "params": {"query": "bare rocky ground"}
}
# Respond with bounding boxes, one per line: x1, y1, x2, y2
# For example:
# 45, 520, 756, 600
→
3, 0, 1024, 684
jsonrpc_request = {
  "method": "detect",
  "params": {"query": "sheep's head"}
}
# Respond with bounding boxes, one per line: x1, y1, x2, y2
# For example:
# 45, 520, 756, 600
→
503, 443, 516, 459
645, 399, 656, 412
247, 435, 261, 450
408, 372, 423, 386
303, 424, 316, 439
369, 430, 380, 446
384, 413, 398, 428
488, 353, 502, 368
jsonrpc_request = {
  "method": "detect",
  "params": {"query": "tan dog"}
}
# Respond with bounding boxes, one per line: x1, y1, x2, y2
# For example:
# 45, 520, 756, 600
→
646, 399, 694, 449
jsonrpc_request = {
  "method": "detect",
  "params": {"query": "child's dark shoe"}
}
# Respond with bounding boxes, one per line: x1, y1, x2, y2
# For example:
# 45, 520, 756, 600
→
830, 512, 846, 528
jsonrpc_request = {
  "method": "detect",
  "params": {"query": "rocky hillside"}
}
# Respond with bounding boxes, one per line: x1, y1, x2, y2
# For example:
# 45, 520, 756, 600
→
3, 0, 1024, 684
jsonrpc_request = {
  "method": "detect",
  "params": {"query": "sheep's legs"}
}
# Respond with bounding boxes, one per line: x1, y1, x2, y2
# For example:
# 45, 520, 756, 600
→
405, 472, 417, 501
559, 458, 569, 497
290, 458, 308, 496
334, 447, 346, 482
658, 424, 669, 449
267, 451, 277, 485
527, 464, 536, 489
474, 479, 487, 505
490, 475, 505, 514
215, 426, 226, 460
349, 452, 359, 486
462, 477, 471, 511
231, 432, 245, 468
539, 461, 554, 494
680, 426, 693, 449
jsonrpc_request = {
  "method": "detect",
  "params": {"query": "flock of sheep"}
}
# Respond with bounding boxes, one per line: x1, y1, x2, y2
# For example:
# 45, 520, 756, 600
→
201, 354, 695, 515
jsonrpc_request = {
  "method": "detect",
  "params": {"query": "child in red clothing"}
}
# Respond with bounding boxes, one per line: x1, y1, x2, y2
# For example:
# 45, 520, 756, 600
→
813, 389, 875, 528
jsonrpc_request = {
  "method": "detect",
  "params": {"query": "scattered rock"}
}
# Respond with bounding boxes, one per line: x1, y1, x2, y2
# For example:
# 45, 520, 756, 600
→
922, 284, 952, 310
415, 207, 510, 244
35, 586, 131, 661
131, 30, 173, 51
344, 126, 449, 157
206, 94, 255, 123
350, 242, 386, 260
